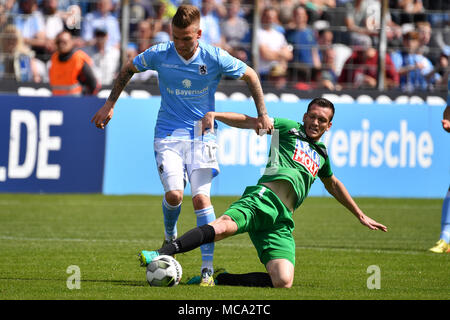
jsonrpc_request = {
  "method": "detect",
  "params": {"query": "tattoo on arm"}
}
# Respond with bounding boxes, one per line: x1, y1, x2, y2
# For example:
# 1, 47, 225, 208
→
246, 76, 267, 116
107, 65, 135, 103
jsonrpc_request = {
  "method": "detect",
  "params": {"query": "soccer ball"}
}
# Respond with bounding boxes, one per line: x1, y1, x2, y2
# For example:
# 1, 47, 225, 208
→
146, 255, 182, 287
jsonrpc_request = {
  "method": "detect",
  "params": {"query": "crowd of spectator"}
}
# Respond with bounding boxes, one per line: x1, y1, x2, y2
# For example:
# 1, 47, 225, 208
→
0, 0, 448, 94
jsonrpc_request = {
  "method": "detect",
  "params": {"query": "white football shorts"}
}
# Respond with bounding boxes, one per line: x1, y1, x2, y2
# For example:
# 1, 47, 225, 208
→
154, 138, 220, 195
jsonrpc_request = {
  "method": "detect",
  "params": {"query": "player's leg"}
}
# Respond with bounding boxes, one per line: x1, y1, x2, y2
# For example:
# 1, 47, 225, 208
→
208, 229, 295, 288
265, 259, 294, 288
190, 168, 216, 276
224, 185, 295, 288
187, 139, 220, 283
154, 139, 187, 243
139, 214, 238, 266
162, 189, 183, 242
430, 187, 450, 253
209, 257, 294, 288
440, 188, 450, 245
158, 215, 237, 256
189, 186, 295, 288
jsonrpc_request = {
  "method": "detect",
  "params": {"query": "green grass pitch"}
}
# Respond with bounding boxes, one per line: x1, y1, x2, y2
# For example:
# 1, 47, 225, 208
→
0, 194, 448, 300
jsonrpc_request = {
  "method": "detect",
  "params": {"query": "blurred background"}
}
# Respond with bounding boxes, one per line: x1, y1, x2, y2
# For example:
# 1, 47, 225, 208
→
0, 0, 448, 197
0, 0, 447, 98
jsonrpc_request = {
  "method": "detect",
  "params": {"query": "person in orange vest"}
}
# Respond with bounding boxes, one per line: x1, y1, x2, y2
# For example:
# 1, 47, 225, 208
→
49, 30, 100, 96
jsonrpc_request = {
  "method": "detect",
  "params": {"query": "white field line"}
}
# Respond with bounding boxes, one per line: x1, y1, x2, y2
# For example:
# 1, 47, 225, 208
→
0, 200, 153, 207
0, 235, 427, 256
0, 200, 440, 211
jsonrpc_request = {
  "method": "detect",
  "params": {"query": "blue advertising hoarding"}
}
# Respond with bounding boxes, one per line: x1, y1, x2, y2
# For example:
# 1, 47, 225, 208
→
0, 95, 447, 197
0, 95, 106, 193
103, 97, 449, 198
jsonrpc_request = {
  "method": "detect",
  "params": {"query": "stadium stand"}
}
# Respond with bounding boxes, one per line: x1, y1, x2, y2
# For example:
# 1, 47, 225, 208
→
0, 0, 448, 97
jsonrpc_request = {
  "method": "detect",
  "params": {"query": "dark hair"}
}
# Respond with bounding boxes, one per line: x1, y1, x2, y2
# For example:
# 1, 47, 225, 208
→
172, 4, 200, 29
307, 98, 335, 120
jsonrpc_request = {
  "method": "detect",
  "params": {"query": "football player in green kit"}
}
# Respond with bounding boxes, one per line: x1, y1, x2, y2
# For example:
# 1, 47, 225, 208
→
139, 98, 388, 288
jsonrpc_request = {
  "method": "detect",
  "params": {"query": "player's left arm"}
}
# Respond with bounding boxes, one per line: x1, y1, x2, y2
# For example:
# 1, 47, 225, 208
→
240, 66, 272, 135
320, 175, 388, 232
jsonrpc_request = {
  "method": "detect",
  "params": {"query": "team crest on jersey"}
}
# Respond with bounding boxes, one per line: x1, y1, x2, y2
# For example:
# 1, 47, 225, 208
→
182, 79, 192, 88
199, 64, 207, 75
292, 139, 321, 177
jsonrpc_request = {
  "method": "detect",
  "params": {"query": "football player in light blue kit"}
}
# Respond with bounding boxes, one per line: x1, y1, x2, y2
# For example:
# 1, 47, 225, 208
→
429, 76, 450, 253
91, 4, 272, 284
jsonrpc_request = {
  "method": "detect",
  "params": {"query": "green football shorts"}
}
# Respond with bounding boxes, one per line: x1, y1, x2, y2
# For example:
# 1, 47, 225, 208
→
224, 184, 296, 266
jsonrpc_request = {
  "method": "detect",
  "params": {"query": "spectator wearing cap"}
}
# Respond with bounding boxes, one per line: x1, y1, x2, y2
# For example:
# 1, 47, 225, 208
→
82, 27, 120, 85
391, 30, 440, 91
49, 30, 100, 95
81, 0, 121, 49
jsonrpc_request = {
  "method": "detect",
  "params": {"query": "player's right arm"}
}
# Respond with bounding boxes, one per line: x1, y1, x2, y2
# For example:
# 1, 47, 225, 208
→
91, 60, 139, 129
201, 111, 272, 134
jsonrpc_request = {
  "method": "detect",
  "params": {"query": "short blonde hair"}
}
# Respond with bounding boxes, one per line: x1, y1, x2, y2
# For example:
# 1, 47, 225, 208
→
172, 4, 200, 29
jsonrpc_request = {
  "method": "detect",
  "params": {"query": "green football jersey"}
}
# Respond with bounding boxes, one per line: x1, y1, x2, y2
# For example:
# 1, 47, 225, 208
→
257, 117, 333, 210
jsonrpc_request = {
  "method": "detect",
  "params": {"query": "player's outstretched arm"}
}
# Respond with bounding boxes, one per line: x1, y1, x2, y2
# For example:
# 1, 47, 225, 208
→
240, 66, 272, 134
201, 111, 271, 134
91, 60, 138, 129
320, 175, 388, 232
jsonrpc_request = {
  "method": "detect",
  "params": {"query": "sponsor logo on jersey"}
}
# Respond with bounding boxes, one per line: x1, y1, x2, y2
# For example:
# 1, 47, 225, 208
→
162, 63, 179, 69
182, 79, 192, 88
292, 139, 321, 177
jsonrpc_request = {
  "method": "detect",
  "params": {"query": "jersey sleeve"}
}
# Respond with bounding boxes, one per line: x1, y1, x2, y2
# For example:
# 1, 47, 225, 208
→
318, 151, 333, 178
218, 47, 247, 79
133, 45, 159, 72
273, 117, 299, 135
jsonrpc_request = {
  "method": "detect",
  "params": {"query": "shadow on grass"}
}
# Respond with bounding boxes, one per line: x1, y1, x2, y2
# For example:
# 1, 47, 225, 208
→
0, 277, 147, 287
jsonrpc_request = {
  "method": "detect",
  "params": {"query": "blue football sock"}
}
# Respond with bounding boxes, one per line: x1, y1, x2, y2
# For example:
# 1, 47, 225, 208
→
439, 189, 450, 243
162, 197, 181, 240
195, 206, 216, 272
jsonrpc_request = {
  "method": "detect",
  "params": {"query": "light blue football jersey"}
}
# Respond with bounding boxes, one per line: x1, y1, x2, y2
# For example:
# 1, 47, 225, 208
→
133, 41, 248, 139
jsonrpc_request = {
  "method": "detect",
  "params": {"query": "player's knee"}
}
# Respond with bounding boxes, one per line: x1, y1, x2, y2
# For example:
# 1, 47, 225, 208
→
271, 274, 293, 288
192, 193, 211, 210
266, 259, 294, 288
165, 191, 183, 206
210, 215, 237, 240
